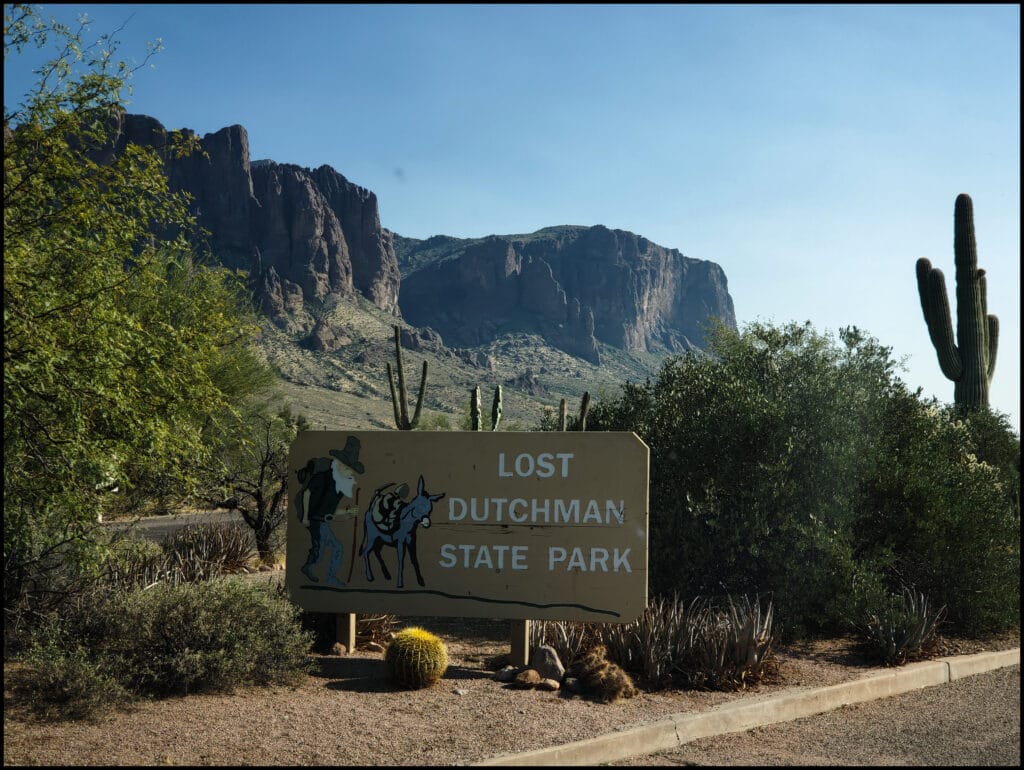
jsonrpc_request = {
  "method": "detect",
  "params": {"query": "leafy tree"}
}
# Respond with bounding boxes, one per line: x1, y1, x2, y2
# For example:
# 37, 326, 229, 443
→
198, 404, 309, 562
3, 5, 265, 634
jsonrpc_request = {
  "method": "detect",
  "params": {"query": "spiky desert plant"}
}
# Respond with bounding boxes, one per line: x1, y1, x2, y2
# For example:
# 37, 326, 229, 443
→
600, 593, 692, 689
574, 643, 637, 703
530, 619, 599, 669
676, 595, 777, 691
386, 325, 428, 430
470, 385, 502, 430
915, 193, 1000, 410
384, 626, 449, 689
862, 588, 947, 667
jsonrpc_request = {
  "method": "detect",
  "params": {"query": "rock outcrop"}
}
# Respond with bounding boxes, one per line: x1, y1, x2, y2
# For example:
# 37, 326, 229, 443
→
397, 225, 736, 362
92, 113, 736, 362
98, 112, 400, 331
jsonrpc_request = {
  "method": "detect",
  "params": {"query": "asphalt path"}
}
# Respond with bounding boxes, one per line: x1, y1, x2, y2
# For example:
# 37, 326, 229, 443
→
611, 664, 1020, 766
102, 509, 243, 542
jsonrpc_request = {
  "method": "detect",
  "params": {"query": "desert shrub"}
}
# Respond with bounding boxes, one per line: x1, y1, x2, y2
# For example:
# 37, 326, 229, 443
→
532, 593, 777, 692
11, 634, 132, 720
587, 322, 895, 637
859, 393, 1020, 635
599, 594, 693, 688
100, 536, 173, 590
14, 579, 312, 716
674, 595, 778, 691
860, 588, 946, 666
583, 320, 1020, 639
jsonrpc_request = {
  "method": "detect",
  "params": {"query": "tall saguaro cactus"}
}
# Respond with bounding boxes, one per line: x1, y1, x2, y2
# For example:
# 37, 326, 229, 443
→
557, 392, 591, 431
915, 193, 999, 410
386, 325, 428, 430
470, 385, 502, 431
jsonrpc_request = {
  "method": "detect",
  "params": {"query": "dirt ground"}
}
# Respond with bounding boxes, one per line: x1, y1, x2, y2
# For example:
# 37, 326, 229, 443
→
3, 616, 1018, 767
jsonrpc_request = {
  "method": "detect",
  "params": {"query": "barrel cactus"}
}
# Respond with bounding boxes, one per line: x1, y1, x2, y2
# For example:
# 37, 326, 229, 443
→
384, 627, 449, 689
915, 193, 1000, 410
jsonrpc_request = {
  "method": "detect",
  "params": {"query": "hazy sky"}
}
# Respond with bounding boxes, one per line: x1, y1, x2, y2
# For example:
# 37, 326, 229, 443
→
5, 4, 1020, 431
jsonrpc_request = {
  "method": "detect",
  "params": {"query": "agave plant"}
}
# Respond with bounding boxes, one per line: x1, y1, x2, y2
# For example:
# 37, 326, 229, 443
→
863, 588, 947, 666
530, 619, 597, 669
675, 595, 777, 691
601, 593, 694, 688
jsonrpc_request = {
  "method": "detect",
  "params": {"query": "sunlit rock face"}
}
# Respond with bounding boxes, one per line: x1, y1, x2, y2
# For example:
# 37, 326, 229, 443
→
100, 113, 401, 330
397, 225, 737, 362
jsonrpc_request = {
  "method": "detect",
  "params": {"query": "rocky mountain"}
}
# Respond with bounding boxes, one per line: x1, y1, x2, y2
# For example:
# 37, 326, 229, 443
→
97, 112, 400, 335
99, 113, 736, 366
395, 226, 736, 364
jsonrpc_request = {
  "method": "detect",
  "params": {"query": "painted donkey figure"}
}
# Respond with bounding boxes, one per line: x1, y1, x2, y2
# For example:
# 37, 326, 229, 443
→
359, 475, 444, 588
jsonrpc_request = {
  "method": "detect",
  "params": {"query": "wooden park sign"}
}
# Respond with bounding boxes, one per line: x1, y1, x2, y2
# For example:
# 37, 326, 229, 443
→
286, 431, 649, 622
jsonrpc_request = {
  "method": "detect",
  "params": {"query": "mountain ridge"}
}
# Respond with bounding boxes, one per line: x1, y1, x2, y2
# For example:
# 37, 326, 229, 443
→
94, 112, 739, 425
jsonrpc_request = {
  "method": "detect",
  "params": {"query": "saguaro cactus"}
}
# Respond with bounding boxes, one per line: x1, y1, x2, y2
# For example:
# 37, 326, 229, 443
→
557, 392, 591, 431
915, 193, 999, 410
470, 385, 502, 431
386, 325, 427, 430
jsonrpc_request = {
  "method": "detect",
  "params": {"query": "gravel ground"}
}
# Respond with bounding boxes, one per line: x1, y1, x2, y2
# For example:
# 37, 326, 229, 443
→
3, 617, 1018, 767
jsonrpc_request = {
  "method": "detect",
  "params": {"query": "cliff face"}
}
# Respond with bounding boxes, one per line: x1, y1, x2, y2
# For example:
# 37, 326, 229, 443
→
98, 113, 735, 361
102, 113, 400, 332
397, 226, 736, 363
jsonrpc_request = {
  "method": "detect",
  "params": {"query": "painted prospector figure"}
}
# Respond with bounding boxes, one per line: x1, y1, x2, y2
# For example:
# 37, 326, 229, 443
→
360, 475, 444, 588
294, 435, 364, 587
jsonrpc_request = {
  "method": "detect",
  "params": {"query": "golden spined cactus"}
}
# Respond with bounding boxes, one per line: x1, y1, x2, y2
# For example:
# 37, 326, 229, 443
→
575, 643, 637, 703
384, 626, 449, 689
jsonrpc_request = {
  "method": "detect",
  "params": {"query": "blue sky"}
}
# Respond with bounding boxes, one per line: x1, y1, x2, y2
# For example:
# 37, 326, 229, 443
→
5, 4, 1020, 431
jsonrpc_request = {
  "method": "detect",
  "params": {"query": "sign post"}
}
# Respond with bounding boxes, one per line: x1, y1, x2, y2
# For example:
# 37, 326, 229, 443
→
287, 431, 649, 650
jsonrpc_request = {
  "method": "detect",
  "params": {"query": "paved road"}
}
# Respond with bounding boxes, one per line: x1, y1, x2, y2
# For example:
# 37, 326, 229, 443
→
612, 665, 1020, 766
103, 509, 243, 542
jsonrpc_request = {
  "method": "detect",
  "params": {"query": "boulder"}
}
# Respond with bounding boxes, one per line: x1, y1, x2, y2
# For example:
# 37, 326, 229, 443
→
529, 645, 566, 682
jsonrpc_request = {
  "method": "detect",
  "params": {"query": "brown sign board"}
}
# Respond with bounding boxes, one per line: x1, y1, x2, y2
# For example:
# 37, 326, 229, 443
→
286, 431, 649, 622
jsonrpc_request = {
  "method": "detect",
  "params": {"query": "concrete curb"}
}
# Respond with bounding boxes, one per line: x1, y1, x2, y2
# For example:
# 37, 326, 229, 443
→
473, 647, 1020, 766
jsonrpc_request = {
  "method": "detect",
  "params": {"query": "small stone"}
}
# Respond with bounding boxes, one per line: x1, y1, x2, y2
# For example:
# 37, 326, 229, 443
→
537, 678, 561, 692
453, 688, 468, 696
512, 669, 542, 689
364, 642, 385, 653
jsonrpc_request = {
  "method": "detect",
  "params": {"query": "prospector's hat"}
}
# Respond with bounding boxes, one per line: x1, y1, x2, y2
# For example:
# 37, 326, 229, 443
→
329, 436, 364, 473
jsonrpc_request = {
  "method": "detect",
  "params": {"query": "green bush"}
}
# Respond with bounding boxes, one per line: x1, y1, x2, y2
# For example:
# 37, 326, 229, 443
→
587, 322, 895, 637
13, 579, 312, 717
859, 393, 1020, 635
583, 320, 1019, 639
11, 635, 131, 720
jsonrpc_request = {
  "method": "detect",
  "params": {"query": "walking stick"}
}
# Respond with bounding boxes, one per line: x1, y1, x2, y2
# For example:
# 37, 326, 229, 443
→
347, 487, 360, 583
